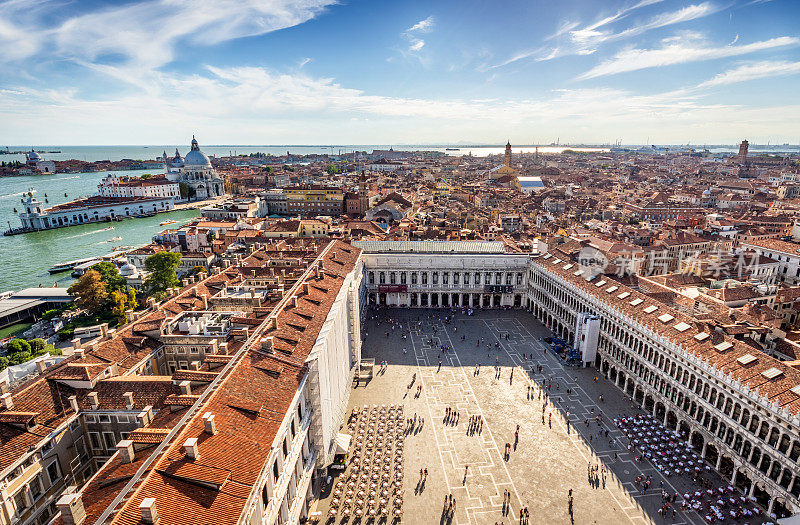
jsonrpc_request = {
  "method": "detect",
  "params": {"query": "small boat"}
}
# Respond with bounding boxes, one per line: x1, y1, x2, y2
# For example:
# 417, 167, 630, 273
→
112, 245, 133, 251
100, 226, 115, 231
108, 236, 122, 242
159, 219, 177, 226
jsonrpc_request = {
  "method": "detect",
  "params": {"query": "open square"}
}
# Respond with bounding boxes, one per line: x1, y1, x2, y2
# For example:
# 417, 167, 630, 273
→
318, 308, 770, 525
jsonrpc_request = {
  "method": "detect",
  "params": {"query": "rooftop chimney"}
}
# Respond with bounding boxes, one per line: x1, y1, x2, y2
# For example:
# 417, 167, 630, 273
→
219, 342, 229, 355
0, 380, 8, 394
116, 439, 135, 463
1, 393, 13, 410
36, 359, 48, 374
202, 294, 208, 309
100, 323, 109, 339
123, 391, 134, 410
68, 395, 79, 412
87, 392, 99, 410
183, 437, 199, 460
179, 381, 192, 395
56, 493, 86, 525
291, 296, 298, 308
74, 349, 85, 359
261, 336, 273, 352
203, 412, 217, 435
71, 338, 82, 350
139, 498, 159, 524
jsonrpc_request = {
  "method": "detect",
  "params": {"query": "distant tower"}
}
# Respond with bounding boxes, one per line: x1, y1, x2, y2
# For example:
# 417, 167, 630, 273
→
738, 139, 749, 161
504, 141, 512, 167
358, 170, 369, 215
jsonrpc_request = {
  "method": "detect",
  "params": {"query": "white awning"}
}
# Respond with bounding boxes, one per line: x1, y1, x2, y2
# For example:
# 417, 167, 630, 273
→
334, 433, 351, 454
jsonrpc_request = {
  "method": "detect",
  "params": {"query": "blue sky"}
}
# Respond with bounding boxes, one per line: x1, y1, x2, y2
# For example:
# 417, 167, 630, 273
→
0, 0, 798, 145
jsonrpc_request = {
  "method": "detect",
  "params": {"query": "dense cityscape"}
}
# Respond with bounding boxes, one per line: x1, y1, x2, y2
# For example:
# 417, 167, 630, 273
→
1, 136, 800, 525
2, 0, 800, 524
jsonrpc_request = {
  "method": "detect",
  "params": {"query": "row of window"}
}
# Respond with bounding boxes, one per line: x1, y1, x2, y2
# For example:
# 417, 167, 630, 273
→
368, 270, 523, 286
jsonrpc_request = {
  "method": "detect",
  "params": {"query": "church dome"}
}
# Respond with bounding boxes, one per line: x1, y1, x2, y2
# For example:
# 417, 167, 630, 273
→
183, 136, 211, 168
27, 150, 42, 161
119, 261, 139, 277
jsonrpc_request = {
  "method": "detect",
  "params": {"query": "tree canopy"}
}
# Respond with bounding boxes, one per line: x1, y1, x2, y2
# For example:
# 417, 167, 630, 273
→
144, 251, 182, 294
67, 269, 108, 314
92, 261, 127, 294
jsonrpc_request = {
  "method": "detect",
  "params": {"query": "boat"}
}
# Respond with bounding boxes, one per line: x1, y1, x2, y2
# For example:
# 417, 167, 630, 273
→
445, 148, 459, 151
108, 236, 122, 242
100, 226, 115, 231
49, 256, 102, 274
112, 245, 133, 251
159, 219, 177, 226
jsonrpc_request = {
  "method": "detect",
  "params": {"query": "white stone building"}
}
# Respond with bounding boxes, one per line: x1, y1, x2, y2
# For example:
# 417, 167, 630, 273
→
163, 137, 225, 200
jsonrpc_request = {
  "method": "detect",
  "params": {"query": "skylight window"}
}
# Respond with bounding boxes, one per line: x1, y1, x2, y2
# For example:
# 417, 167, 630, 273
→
606, 286, 618, 293
630, 298, 643, 306
714, 341, 732, 352
762, 367, 783, 380
737, 354, 757, 366
617, 292, 630, 299
643, 305, 658, 314
674, 322, 691, 332
694, 332, 709, 341
595, 280, 607, 287
657, 313, 674, 323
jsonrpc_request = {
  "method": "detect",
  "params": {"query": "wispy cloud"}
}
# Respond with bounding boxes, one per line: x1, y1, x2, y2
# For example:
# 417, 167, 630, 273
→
698, 60, 800, 87
403, 15, 434, 53
493, 1, 719, 68
0, 0, 336, 73
299, 57, 312, 68
3, 64, 799, 144
578, 35, 800, 79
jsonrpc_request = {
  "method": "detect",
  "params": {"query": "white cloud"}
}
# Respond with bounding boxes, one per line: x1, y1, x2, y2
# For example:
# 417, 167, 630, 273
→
494, 2, 718, 68
578, 36, 800, 79
698, 60, 800, 87
0, 0, 336, 72
403, 15, 434, 53
407, 16, 435, 34
2, 64, 798, 144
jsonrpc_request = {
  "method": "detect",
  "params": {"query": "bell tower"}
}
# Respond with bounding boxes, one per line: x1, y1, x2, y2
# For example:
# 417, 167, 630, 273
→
504, 141, 512, 168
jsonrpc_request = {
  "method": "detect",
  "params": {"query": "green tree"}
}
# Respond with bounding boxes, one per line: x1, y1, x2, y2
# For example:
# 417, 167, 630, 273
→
92, 261, 127, 294
144, 252, 182, 294
179, 182, 190, 199
6, 338, 31, 354
28, 338, 47, 353
0, 356, 8, 371
67, 269, 108, 314
111, 288, 138, 325
190, 266, 208, 277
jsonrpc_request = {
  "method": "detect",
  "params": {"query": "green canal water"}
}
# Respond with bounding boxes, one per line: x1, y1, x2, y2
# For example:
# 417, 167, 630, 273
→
0, 170, 199, 292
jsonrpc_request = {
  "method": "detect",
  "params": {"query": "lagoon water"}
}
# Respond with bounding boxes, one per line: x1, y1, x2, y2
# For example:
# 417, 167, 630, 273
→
0, 170, 199, 292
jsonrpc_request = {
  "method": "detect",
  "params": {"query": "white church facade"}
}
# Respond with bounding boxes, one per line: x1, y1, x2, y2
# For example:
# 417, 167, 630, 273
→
162, 136, 225, 200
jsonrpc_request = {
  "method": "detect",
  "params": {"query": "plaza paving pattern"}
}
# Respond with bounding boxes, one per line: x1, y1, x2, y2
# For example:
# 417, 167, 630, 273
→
316, 308, 769, 525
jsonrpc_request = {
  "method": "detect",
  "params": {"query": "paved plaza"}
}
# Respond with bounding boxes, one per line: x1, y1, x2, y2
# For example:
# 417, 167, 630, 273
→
317, 308, 769, 525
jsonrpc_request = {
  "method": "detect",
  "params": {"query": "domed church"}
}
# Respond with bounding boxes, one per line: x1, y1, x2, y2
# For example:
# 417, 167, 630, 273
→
162, 136, 224, 200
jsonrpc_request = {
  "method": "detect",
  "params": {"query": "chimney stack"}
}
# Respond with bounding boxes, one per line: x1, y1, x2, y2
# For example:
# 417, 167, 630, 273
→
123, 392, 134, 410
183, 437, 199, 460
203, 412, 217, 435
116, 439, 135, 463
1, 393, 13, 410
68, 395, 79, 412
202, 294, 208, 310
0, 380, 8, 394
291, 296, 298, 308
36, 359, 48, 374
87, 392, 99, 410
179, 381, 192, 396
139, 498, 159, 524
100, 323, 109, 339
74, 349, 85, 359
71, 338, 82, 350
56, 493, 86, 525
261, 336, 273, 352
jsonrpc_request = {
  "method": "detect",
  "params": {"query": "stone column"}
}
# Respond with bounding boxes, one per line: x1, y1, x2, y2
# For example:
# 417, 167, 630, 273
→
767, 497, 775, 516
